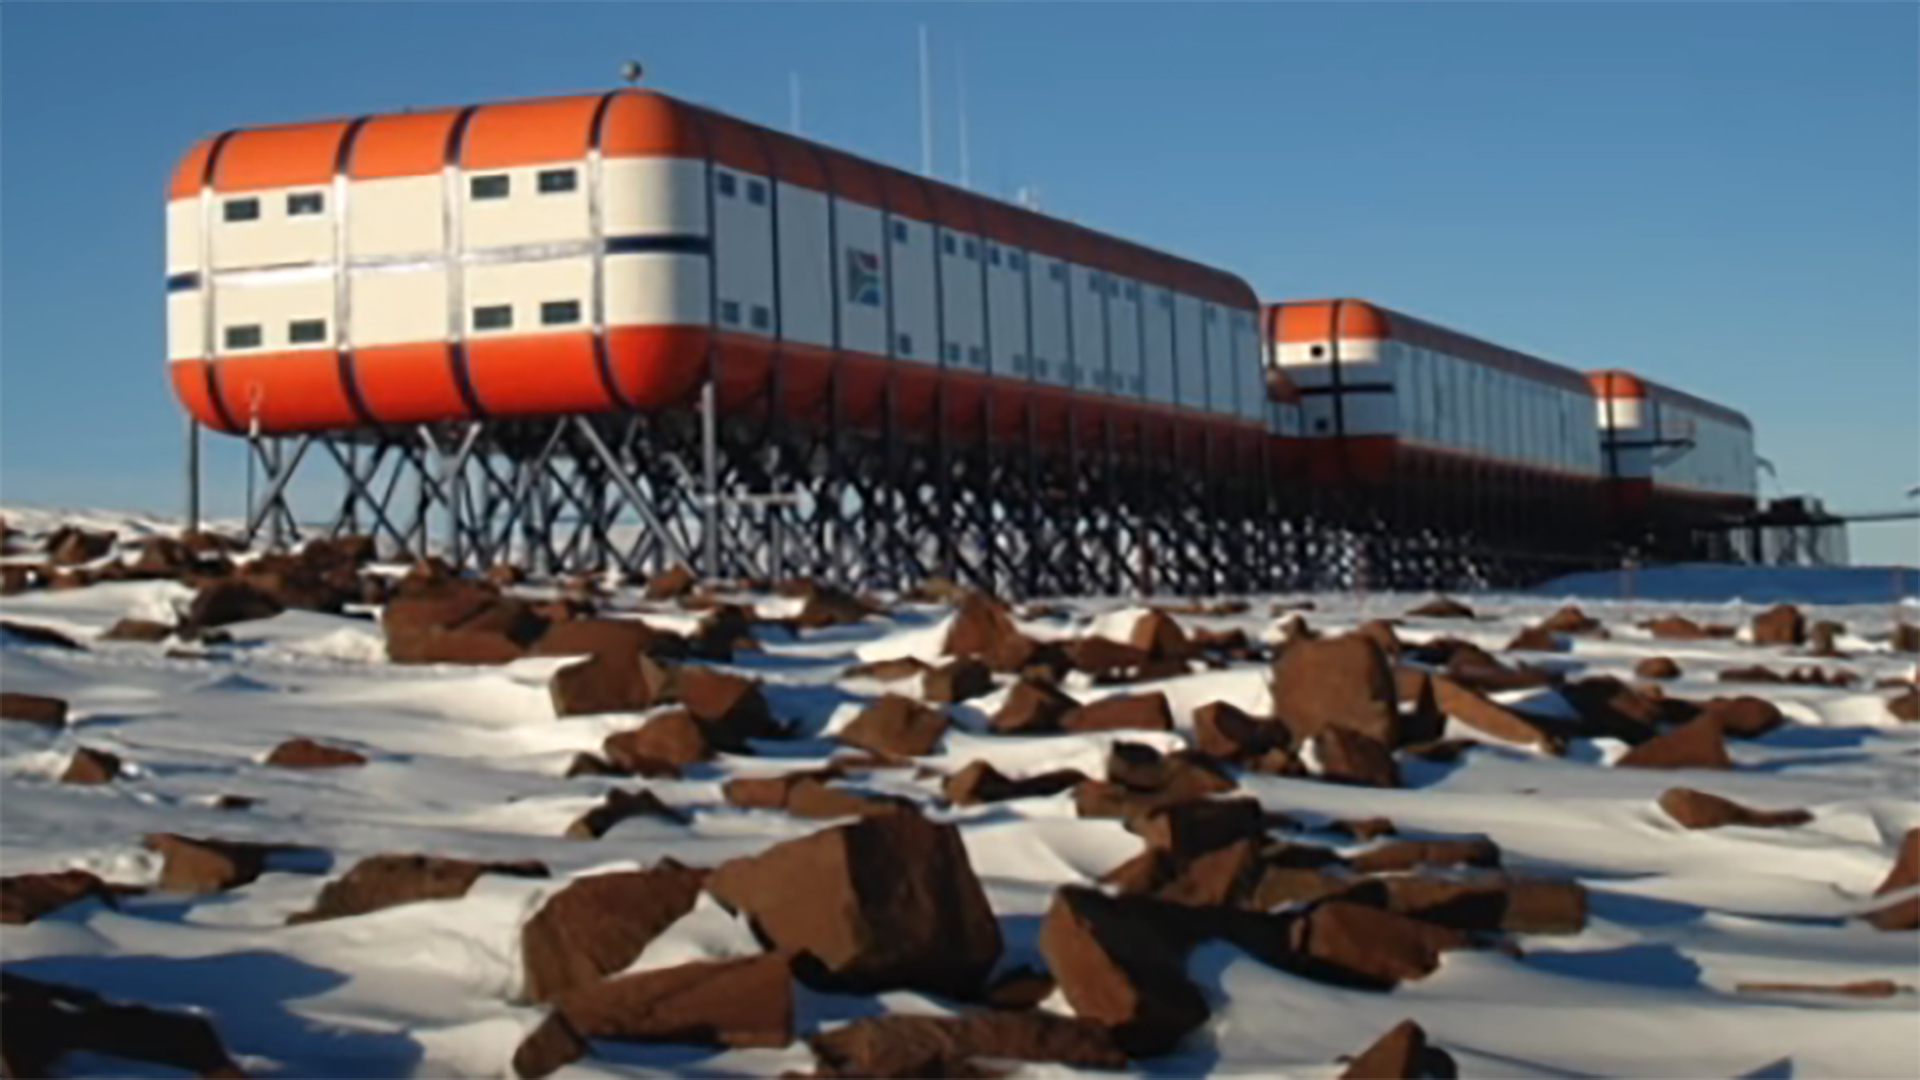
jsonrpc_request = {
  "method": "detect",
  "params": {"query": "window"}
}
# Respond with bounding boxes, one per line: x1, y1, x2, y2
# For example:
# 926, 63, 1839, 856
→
716, 172, 737, 198
1160, 292, 1174, 309
222, 198, 260, 223
287, 192, 324, 216
988, 246, 1001, 267
897, 332, 913, 356
964, 239, 978, 260
1034, 359, 1050, 377
541, 300, 581, 326
720, 300, 741, 326
1310, 344, 1325, 359
1012, 353, 1028, 373
944, 342, 961, 362
1126, 283, 1139, 301
750, 305, 771, 331
470, 174, 510, 200
223, 324, 262, 350
892, 221, 908, 244
537, 168, 578, 194
1009, 252, 1025, 271
1089, 274, 1101, 293
745, 179, 767, 205
1049, 263, 1066, 283
472, 304, 513, 331
968, 346, 984, 368
943, 234, 957, 256
288, 318, 326, 344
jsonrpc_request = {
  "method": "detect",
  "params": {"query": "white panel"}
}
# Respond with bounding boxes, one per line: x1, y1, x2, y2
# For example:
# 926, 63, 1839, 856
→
1173, 294, 1206, 409
1234, 310, 1264, 423
167, 292, 203, 361
1106, 279, 1142, 397
166, 201, 201, 276
834, 200, 886, 356
462, 163, 590, 249
212, 187, 334, 270
1143, 287, 1175, 405
712, 167, 775, 337
1066, 265, 1104, 392
602, 157, 707, 236
349, 267, 447, 347
464, 257, 592, 338
937, 229, 986, 372
1343, 391, 1398, 436
776, 182, 832, 348
1029, 254, 1070, 387
604, 254, 709, 326
888, 216, 936, 364
1303, 395, 1336, 438
985, 243, 1028, 379
1203, 303, 1234, 415
214, 275, 336, 354
349, 176, 444, 258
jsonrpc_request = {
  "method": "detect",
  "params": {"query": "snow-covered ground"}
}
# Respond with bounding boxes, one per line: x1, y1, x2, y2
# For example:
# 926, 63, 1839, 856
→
3, 508, 1918, 1078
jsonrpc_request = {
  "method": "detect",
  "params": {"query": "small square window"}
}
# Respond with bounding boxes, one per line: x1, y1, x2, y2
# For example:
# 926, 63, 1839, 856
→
1126, 283, 1139, 300
1161, 293, 1174, 309
746, 179, 767, 205
538, 168, 578, 194
968, 346, 983, 368
716, 172, 737, 198
897, 332, 913, 356
541, 300, 581, 326
470, 174, 510, 200
750, 305, 771, 330
943, 234, 957, 256
988, 246, 1001, 267
944, 342, 960, 362
1012, 354, 1028, 373
223, 324, 262, 350
1049, 264, 1065, 283
287, 192, 324, 216
963, 239, 978, 260
1035, 359, 1050, 377
1010, 252, 1025, 271
720, 301, 741, 326
288, 318, 326, 344
472, 304, 513, 331
892, 221, 908, 244
222, 198, 260, 223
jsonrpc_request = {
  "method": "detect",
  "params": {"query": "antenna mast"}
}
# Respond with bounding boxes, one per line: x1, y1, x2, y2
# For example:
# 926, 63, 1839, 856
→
790, 70, 802, 135
919, 24, 933, 176
957, 46, 970, 189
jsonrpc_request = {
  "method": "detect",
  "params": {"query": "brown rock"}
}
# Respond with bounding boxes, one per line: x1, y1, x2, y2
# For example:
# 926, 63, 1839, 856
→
1635, 656, 1681, 680
1382, 874, 1586, 935
1752, 604, 1806, 646
1, 870, 115, 924
784, 778, 918, 819
1354, 619, 1402, 658
1644, 615, 1712, 640
991, 678, 1079, 735
0, 972, 244, 1079
1658, 788, 1811, 830
1248, 866, 1365, 910
1698, 696, 1785, 739
1039, 886, 1209, 1057
521, 861, 708, 1001
1335, 817, 1398, 841
0, 690, 69, 727
604, 710, 716, 769
945, 593, 1020, 658
1892, 623, 1919, 654
1558, 676, 1669, 743
1106, 742, 1234, 796
103, 618, 174, 642
1423, 674, 1556, 749
185, 578, 285, 629
1060, 692, 1174, 734
1129, 610, 1196, 661
1339, 1019, 1456, 1080
706, 811, 1002, 996
721, 767, 843, 810
838, 694, 950, 757
289, 854, 547, 923
1505, 625, 1562, 653
47, 526, 115, 565
678, 667, 781, 744
1192, 700, 1285, 761
1407, 598, 1475, 620
550, 651, 679, 718
533, 618, 686, 662
845, 656, 930, 682
553, 952, 791, 1049
645, 563, 698, 600
1291, 900, 1468, 988
1864, 896, 1918, 931
566, 788, 687, 839
811, 1011, 1126, 1077
944, 761, 1085, 806
0, 564, 39, 594
1063, 636, 1152, 681
1888, 688, 1919, 722
1272, 635, 1401, 746
793, 583, 877, 629
1350, 838, 1501, 874
264, 737, 367, 769
923, 659, 994, 704
59, 746, 122, 785
511, 1011, 587, 1079
982, 631, 1073, 680
1615, 715, 1731, 770
1127, 797, 1266, 857
1874, 828, 1919, 897
981, 967, 1058, 1012
143, 833, 272, 894
1148, 838, 1265, 907
1735, 980, 1903, 998
1719, 664, 1784, 684
1313, 728, 1400, 788
1541, 606, 1603, 635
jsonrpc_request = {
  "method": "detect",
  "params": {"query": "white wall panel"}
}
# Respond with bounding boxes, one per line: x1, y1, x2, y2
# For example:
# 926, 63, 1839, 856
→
349, 267, 447, 347
1174, 294, 1206, 409
604, 254, 708, 326
1143, 288, 1175, 405
1029, 255, 1070, 387
834, 200, 886, 356
349, 176, 443, 258
461, 163, 590, 249
888, 216, 936, 364
775, 182, 832, 348
985, 245, 1028, 378
602, 157, 707, 236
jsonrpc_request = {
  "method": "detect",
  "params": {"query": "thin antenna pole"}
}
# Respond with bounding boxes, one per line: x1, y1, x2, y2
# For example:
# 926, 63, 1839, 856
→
790, 71, 802, 135
957, 46, 970, 190
919, 24, 933, 176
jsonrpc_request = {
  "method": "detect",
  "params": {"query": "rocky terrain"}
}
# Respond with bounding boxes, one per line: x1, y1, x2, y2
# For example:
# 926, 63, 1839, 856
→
2, 509, 1917, 1078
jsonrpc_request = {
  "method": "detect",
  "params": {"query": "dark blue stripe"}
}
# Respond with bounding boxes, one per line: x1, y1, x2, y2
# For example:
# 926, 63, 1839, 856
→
605, 233, 711, 256
166, 271, 201, 293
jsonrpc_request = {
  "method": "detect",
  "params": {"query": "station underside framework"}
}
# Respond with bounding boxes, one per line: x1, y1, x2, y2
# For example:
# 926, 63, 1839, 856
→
206, 379, 1782, 598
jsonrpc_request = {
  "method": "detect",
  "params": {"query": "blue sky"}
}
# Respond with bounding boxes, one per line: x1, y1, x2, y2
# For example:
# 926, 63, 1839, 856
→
3, 2, 1915, 564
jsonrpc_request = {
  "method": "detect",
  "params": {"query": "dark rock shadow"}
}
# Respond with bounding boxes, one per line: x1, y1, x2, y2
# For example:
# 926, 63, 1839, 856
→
760, 683, 866, 739
3, 950, 424, 1077
1521, 942, 1704, 990
1739, 1056, 1796, 1079
1749, 726, 1874, 752
1584, 889, 1710, 928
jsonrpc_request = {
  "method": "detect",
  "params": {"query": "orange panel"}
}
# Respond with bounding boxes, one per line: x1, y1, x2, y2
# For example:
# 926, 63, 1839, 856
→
1587, 369, 1646, 399
601, 92, 706, 159
1335, 300, 1389, 340
879, 166, 933, 222
819, 148, 881, 205
462, 95, 600, 170
977, 200, 1027, 250
213, 350, 358, 432
941, 370, 988, 440
350, 109, 462, 179
777, 343, 834, 419
1030, 385, 1071, 445
169, 360, 235, 433
605, 324, 707, 409
836, 352, 890, 432
170, 137, 216, 199
929, 184, 979, 233
1272, 301, 1334, 344
988, 383, 1029, 442
704, 114, 769, 177
466, 331, 617, 417
761, 130, 826, 189
895, 366, 940, 432
354, 342, 471, 425
215, 121, 354, 192
714, 332, 774, 412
